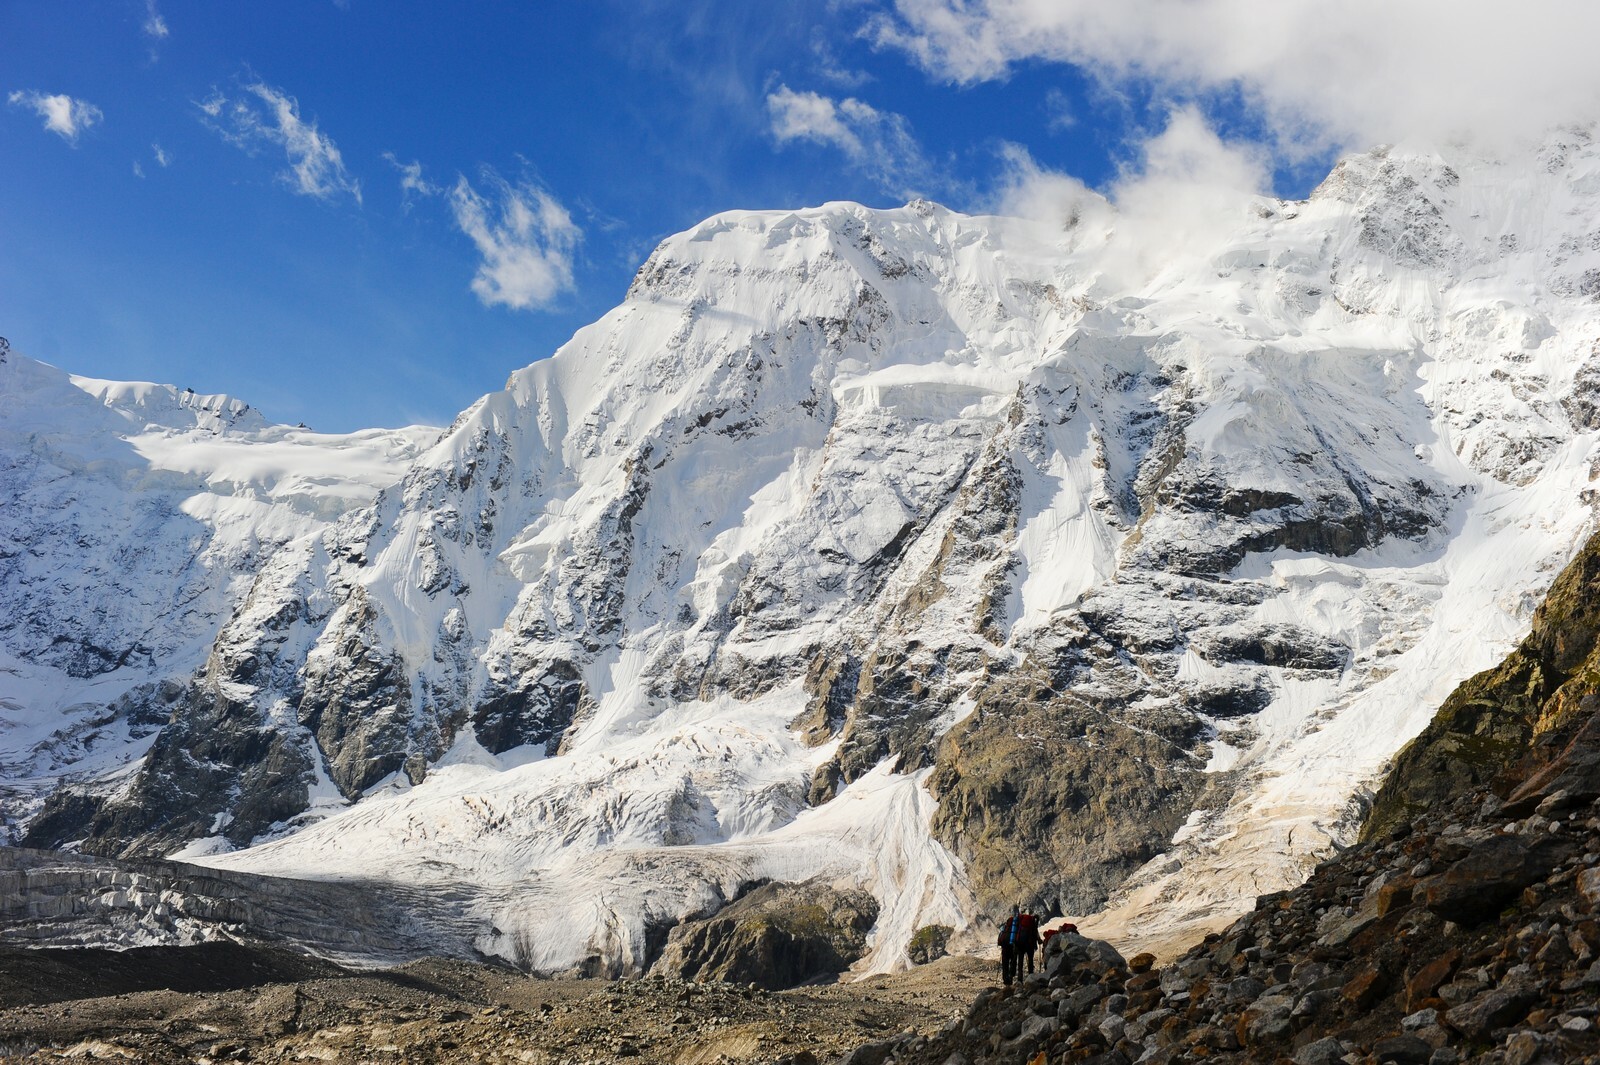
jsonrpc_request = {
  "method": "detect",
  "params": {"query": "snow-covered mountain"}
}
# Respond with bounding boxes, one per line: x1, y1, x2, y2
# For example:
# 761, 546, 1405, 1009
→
7, 128, 1600, 974
0, 359, 437, 840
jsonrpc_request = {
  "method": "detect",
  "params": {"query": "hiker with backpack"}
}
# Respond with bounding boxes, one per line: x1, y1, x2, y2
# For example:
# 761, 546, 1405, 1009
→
997, 904, 1040, 987
1019, 907, 1040, 976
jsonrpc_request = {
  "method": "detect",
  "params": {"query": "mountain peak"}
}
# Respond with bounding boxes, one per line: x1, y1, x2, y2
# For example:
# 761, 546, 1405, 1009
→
7, 135, 1600, 975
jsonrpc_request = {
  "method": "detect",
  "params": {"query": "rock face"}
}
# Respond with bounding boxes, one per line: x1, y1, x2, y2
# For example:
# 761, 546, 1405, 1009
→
6, 128, 1600, 974
1366, 528, 1600, 841
849, 533, 1600, 1064
652, 880, 879, 989
852, 589, 1600, 1064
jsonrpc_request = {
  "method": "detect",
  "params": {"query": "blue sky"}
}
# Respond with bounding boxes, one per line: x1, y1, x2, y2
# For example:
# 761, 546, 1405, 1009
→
5, 1, 1596, 431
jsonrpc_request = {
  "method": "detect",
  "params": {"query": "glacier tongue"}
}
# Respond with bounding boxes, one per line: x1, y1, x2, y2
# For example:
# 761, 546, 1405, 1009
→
9, 129, 1600, 972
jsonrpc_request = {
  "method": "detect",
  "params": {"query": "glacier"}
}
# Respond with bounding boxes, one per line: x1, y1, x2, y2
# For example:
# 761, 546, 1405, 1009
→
5, 129, 1600, 973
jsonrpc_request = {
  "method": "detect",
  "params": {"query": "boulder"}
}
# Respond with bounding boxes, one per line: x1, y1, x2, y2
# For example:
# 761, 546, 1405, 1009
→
1420, 835, 1573, 925
1443, 981, 1540, 1039
1371, 1034, 1433, 1064
906, 924, 952, 965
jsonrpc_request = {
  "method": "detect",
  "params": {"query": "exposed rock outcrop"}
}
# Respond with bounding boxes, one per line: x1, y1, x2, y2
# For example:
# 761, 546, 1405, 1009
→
841, 530, 1600, 1065
1365, 526, 1600, 841
650, 880, 879, 990
846, 705, 1600, 1064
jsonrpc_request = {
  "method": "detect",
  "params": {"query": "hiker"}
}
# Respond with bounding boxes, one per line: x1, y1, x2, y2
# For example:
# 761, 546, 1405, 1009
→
1019, 907, 1040, 976
998, 903, 1040, 986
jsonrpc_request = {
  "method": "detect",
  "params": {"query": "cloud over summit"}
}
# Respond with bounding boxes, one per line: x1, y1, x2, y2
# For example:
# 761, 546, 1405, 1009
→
767, 84, 934, 199
873, 0, 1600, 154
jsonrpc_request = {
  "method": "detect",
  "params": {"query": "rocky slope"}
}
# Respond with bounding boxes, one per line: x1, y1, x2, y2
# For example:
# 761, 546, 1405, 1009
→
863, 527, 1600, 1065
6, 127, 1600, 973
7, 525, 1600, 1062
0, 949, 993, 1064
1365, 527, 1600, 841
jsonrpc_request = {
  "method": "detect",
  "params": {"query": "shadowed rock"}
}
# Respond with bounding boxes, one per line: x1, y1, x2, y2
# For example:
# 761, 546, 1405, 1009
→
650, 880, 877, 990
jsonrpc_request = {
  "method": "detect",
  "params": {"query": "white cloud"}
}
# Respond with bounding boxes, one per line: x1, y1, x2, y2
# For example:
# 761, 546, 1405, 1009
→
7, 90, 103, 144
872, 0, 1600, 153
197, 82, 361, 203
993, 108, 1271, 290
991, 143, 1104, 233
1042, 88, 1075, 133
449, 170, 580, 312
766, 84, 932, 197
143, 0, 169, 41
810, 29, 872, 89
152, 142, 170, 167
133, 160, 146, 178
382, 152, 442, 206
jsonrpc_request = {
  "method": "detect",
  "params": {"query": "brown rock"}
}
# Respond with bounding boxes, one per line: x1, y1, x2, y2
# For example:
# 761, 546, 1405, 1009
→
1506, 746, 1600, 815
1372, 1033, 1433, 1064
1128, 952, 1156, 974
1125, 971, 1160, 994
1534, 932, 1574, 971
1236, 996, 1294, 1046
1317, 901, 1381, 947
1376, 877, 1416, 917
1126, 989, 1162, 1015
1341, 963, 1388, 1010
1404, 949, 1460, 1011
1577, 867, 1600, 908
1503, 1031, 1545, 1065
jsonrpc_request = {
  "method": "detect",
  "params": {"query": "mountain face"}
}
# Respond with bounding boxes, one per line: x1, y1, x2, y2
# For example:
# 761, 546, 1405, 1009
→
0, 358, 435, 846
871, 533, 1600, 1065
1363, 523, 1600, 841
6, 128, 1600, 975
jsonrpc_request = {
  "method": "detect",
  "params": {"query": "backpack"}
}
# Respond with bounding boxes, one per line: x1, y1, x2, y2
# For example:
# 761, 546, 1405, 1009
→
1019, 913, 1037, 939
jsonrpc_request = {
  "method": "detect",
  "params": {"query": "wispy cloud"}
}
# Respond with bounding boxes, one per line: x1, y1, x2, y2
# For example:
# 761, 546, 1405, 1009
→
143, 0, 169, 41
382, 152, 442, 208
135, 142, 172, 177
1042, 88, 1075, 133
7, 90, 103, 144
197, 82, 361, 203
141, 0, 169, 62
871, 0, 1600, 155
766, 83, 932, 198
810, 29, 871, 89
449, 169, 581, 312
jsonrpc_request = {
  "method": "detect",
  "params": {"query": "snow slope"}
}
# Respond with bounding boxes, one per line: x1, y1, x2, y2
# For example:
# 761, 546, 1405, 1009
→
9, 128, 1600, 971
0, 353, 437, 837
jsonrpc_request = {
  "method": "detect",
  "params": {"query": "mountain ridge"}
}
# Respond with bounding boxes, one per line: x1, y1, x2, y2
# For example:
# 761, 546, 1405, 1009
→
5, 128, 1600, 973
